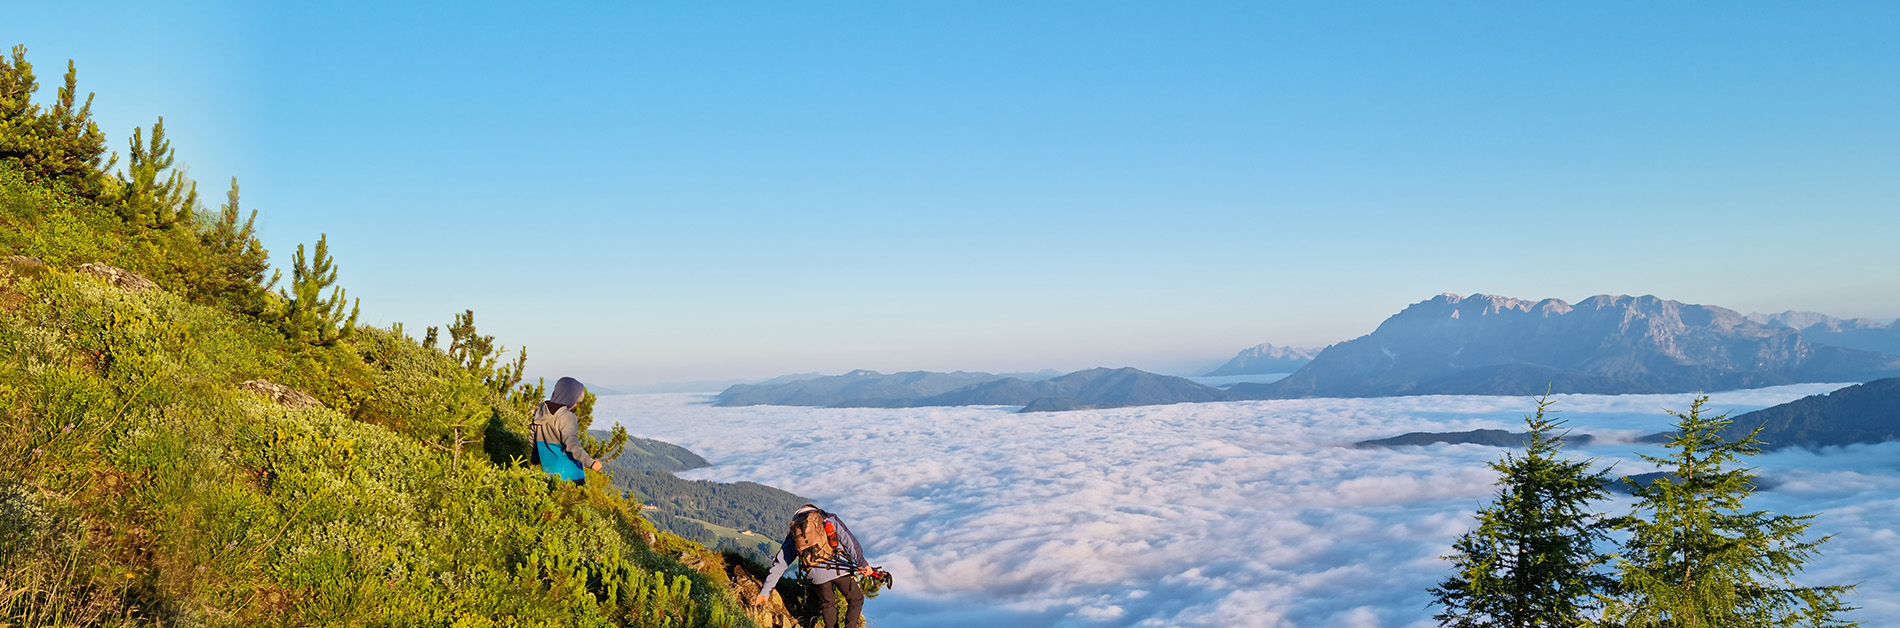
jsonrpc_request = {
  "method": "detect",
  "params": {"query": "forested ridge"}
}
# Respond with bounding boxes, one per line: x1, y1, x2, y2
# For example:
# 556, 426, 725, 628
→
0, 46, 772, 627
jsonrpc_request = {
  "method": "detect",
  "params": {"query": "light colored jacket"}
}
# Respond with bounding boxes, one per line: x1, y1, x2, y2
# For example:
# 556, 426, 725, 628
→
761, 507, 868, 591
529, 403, 597, 469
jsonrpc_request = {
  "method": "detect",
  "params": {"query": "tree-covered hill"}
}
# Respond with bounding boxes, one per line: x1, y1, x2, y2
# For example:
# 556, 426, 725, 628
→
590, 430, 712, 473
1721, 377, 1900, 449
1, 45, 770, 627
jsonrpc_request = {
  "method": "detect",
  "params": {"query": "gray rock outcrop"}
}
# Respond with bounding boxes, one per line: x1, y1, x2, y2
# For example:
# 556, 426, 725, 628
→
77, 263, 159, 293
239, 379, 324, 410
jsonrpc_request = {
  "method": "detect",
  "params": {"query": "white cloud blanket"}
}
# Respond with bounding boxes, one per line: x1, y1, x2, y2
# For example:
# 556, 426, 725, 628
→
598, 384, 1899, 627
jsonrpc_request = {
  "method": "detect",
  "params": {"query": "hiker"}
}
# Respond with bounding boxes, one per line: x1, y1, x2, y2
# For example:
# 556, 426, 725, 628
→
752, 504, 876, 628
529, 376, 601, 484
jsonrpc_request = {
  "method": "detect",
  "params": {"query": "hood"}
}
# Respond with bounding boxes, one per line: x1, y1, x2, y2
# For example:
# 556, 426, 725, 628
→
550, 377, 586, 407
530, 402, 567, 427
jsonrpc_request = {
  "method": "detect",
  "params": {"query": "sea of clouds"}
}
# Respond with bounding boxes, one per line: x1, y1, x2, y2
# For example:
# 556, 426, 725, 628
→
596, 384, 1900, 627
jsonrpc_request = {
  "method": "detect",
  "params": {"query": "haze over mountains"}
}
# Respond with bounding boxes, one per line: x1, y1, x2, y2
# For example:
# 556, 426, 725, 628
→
1749, 310, 1900, 357
714, 367, 1225, 412
715, 293, 1900, 411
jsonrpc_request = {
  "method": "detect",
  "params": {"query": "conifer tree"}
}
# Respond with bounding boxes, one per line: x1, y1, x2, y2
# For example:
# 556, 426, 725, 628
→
1599, 397, 1857, 628
279, 234, 359, 346
573, 390, 627, 464
119, 117, 198, 228
1432, 394, 1615, 628
446, 309, 527, 395
0, 47, 113, 196
197, 177, 278, 314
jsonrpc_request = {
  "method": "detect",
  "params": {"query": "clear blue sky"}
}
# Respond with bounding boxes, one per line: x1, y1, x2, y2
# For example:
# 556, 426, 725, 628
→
9, 2, 1899, 384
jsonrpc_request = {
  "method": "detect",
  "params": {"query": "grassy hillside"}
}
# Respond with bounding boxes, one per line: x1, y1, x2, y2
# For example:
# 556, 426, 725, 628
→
1, 46, 760, 627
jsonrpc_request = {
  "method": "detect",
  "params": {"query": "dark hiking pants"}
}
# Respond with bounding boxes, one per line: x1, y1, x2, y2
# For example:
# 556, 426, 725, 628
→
816, 575, 865, 628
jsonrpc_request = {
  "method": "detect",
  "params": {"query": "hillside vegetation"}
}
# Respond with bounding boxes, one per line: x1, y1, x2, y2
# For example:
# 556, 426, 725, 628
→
1, 45, 762, 627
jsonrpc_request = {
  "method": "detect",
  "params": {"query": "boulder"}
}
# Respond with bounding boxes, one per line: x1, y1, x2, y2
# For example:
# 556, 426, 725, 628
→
239, 380, 324, 410
77, 263, 158, 293
5, 255, 46, 270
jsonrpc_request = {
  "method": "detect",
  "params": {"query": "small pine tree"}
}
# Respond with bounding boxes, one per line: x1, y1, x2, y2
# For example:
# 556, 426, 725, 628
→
1600, 396, 1858, 628
196, 177, 278, 314
279, 234, 359, 346
573, 390, 627, 464
0, 47, 113, 197
118, 117, 198, 228
445, 309, 528, 395
1431, 393, 1616, 628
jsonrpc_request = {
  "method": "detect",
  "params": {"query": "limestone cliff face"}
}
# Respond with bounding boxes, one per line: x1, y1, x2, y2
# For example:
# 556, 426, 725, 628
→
1231, 293, 1900, 399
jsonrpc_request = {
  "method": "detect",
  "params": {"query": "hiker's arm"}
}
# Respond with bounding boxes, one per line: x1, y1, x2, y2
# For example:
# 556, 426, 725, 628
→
758, 537, 795, 594
557, 412, 597, 468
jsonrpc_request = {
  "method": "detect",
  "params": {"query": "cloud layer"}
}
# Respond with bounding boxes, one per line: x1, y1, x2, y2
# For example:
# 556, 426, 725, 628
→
597, 384, 1899, 627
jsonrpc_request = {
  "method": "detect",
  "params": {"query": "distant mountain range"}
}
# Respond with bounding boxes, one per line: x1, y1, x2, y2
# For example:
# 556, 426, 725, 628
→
714, 370, 1018, 407
719, 293, 1900, 412
715, 367, 1228, 412
1228, 293, 1900, 399
1204, 343, 1322, 376
1748, 310, 1900, 356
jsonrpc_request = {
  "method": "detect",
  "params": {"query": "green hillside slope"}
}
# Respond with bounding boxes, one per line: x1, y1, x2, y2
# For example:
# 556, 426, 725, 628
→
1, 46, 761, 627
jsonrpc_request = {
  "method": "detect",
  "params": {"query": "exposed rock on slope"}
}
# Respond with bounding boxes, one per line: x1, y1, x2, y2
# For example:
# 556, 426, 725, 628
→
78, 262, 159, 292
239, 379, 324, 409
1231, 293, 1900, 399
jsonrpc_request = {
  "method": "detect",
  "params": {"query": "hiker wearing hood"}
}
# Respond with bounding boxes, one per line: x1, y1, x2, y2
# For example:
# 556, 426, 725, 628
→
753, 505, 873, 628
529, 377, 600, 484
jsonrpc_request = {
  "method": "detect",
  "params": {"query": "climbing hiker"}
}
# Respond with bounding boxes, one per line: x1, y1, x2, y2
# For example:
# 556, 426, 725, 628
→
751, 504, 882, 628
529, 376, 601, 484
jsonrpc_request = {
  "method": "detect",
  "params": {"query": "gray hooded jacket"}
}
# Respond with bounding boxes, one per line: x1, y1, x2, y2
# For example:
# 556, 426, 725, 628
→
529, 403, 597, 468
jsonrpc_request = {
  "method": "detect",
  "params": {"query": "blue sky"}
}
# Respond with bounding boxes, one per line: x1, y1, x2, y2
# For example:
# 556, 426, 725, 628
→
9, 2, 1900, 384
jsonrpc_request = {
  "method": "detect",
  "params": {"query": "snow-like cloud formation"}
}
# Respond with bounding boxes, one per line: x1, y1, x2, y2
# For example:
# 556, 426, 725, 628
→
597, 384, 1900, 627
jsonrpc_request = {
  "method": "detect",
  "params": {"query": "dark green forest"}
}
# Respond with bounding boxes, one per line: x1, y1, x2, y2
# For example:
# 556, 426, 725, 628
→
0, 46, 770, 627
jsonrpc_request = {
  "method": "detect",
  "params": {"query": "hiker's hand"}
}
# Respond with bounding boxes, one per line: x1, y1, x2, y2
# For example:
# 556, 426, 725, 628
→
590, 460, 603, 471
856, 566, 874, 576
751, 593, 770, 607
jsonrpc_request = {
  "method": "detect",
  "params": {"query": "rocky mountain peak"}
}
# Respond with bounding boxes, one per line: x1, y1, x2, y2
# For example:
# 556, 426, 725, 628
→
1231, 292, 1900, 399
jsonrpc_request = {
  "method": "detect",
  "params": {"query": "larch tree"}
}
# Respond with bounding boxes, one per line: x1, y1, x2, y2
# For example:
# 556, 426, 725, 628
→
1432, 394, 1616, 628
1599, 396, 1857, 628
